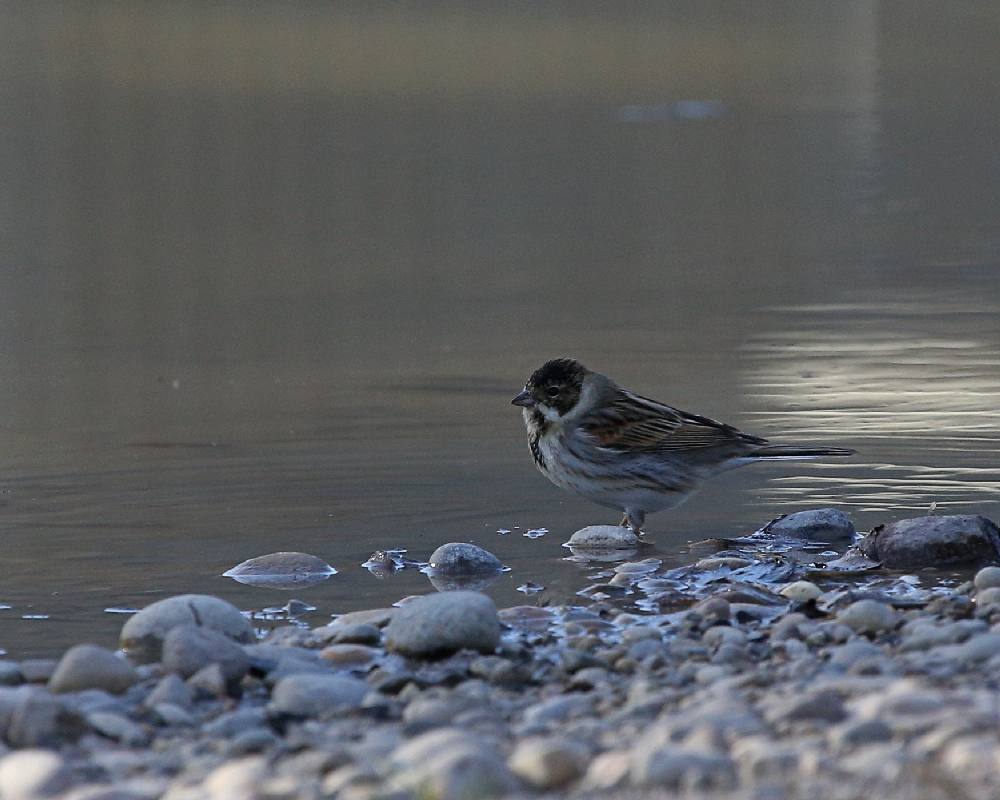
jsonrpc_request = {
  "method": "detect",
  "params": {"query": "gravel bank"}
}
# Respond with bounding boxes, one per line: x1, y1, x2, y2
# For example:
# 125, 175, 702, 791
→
1, 514, 1000, 800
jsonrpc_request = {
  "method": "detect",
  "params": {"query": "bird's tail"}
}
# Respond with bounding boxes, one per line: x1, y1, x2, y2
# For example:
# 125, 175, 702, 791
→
751, 445, 856, 460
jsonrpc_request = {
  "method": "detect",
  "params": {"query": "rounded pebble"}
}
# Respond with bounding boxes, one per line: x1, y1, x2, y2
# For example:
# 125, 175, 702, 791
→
0, 749, 73, 800
836, 599, 901, 635
566, 525, 640, 549
508, 737, 588, 789
121, 595, 255, 664
974, 566, 1000, 590
384, 591, 500, 658
48, 645, 140, 695
779, 581, 823, 602
268, 673, 369, 718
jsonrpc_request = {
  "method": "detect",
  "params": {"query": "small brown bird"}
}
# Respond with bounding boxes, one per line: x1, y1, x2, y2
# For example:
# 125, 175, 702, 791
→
512, 358, 855, 532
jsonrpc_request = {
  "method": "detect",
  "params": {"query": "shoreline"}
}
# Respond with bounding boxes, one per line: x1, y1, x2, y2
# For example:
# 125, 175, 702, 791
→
1, 512, 1000, 799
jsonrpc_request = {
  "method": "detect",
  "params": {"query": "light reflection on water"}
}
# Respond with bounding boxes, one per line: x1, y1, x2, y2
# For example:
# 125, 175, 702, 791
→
744, 299, 1000, 512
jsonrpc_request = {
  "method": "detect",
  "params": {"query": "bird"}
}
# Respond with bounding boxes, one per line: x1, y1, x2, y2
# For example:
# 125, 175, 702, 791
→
511, 358, 855, 533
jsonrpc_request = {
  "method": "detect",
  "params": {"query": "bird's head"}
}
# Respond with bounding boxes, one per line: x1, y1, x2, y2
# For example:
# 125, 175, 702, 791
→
511, 358, 589, 419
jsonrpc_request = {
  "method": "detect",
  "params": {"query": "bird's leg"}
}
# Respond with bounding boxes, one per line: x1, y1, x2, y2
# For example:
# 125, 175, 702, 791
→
622, 510, 645, 534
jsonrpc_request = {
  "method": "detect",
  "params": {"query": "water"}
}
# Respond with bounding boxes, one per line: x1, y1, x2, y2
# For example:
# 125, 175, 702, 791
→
0, 2, 998, 657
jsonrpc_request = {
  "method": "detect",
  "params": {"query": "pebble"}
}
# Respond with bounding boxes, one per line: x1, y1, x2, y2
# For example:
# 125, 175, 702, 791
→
121, 595, 255, 664
565, 525, 640, 548
19, 660, 59, 684
973, 566, 1000, 590
779, 580, 823, 602
508, 737, 588, 789
12, 514, 1000, 800
268, 673, 369, 718
836, 599, 901, 635
764, 507, 857, 543
0, 749, 73, 800
383, 591, 501, 658
426, 542, 505, 576
161, 624, 250, 683
48, 645, 140, 695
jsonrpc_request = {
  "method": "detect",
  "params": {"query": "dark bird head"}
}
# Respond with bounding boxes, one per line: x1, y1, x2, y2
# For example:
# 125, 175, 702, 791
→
511, 358, 588, 416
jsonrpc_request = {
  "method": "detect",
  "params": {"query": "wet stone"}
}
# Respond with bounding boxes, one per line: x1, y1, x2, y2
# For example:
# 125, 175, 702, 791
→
566, 525, 640, 549
857, 515, 1000, 570
426, 542, 505, 576
315, 622, 382, 646
762, 508, 857, 543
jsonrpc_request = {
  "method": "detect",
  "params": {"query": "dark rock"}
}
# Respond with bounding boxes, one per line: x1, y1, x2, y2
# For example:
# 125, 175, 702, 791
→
857, 515, 1000, 570
761, 508, 856, 543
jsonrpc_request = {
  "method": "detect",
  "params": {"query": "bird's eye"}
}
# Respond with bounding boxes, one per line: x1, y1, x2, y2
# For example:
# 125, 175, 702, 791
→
545, 386, 560, 398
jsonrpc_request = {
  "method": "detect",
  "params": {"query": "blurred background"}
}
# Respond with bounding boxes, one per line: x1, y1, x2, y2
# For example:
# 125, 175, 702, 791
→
1, 1, 998, 656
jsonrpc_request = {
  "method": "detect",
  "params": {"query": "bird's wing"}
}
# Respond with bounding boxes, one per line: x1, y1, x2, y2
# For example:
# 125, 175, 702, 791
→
581, 391, 767, 452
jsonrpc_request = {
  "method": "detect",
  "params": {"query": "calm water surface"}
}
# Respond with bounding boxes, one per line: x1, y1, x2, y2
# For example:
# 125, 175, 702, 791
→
0, 3, 998, 656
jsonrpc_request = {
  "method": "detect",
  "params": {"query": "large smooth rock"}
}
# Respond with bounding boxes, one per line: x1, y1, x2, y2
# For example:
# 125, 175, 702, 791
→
162, 624, 250, 683
384, 591, 500, 658
268, 673, 369, 718
761, 508, 856, 543
48, 644, 140, 695
856, 515, 1000, 569
121, 594, 255, 664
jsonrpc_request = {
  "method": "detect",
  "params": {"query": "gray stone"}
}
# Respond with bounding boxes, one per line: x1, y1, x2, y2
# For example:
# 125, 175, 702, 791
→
829, 718, 894, 749
837, 599, 901, 635
0, 663, 22, 687
390, 729, 516, 800
319, 644, 379, 668
86, 712, 150, 747
186, 663, 227, 697
120, 594, 255, 664
226, 728, 280, 757
202, 756, 269, 800
974, 566, 1000, 590
161, 624, 250, 683
732, 737, 800, 783
49, 645, 140, 695
6, 690, 88, 748
19, 660, 58, 684
203, 709, 268, 738
402, 697, 470, 734
521, 695, 594, 728
630, 744, 738, 791
222, 551, 335, 589
384, 591, 500, 658
856, 515, 1000, 570
828, 641, 885, 669
268, 673, 369, 718
767, 691, 847, 724
316, 622, 381, 646
763, 508, 857, 543
0, 749, 73, 800
152, 703, 195, 727
566, 525, 640, 549
427, 543, 505, 576
144, 674, 193, 709
508, 737, 588, 790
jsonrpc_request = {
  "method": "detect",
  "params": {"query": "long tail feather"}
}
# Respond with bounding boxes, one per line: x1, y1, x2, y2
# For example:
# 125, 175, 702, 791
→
751, 445, 856, 459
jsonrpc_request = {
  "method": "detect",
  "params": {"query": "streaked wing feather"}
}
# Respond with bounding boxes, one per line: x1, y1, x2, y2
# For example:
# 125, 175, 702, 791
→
582, 392, 766, 452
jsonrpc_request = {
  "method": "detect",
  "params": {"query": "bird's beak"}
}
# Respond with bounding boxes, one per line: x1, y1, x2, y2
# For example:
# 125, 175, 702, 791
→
511, 389, 535, 408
